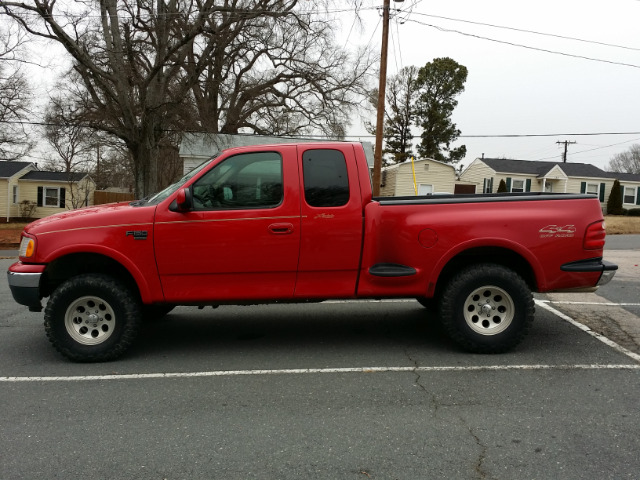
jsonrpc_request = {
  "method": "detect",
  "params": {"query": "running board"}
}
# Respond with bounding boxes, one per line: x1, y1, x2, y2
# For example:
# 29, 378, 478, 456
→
369, 263, 417, 277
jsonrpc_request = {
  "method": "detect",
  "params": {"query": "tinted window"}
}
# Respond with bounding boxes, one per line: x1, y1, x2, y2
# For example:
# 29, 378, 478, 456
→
192, 152, 283, 210
303, 149, 349, 207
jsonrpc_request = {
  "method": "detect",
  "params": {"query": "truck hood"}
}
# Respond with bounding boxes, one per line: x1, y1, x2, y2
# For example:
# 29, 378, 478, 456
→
24, 202, 156, 236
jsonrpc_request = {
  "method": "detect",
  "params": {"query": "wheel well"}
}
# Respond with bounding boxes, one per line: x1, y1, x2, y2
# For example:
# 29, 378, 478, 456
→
434, 247, 537, 297
41, 253, 140, 300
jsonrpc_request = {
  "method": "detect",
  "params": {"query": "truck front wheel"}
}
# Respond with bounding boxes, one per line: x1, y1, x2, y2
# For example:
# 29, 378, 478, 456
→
439, 264, 534, 353
44, 274, 142, 362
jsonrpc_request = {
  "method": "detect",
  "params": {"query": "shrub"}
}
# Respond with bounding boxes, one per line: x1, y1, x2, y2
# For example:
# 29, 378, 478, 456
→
19, 200, 37, 220
626, 208, 640, 217
607, 179, 624, 215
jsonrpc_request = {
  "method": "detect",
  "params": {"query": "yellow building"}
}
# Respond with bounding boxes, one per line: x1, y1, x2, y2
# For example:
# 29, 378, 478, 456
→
1, 161, 95, 222
379, 158, 456, 197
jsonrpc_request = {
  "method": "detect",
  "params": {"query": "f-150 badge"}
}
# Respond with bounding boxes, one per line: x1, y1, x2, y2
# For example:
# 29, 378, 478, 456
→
539, 225, 576, 238
126, 230, 148, 240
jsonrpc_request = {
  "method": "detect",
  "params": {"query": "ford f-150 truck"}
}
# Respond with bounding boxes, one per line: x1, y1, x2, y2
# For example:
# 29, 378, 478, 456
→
7, 142, 617, 361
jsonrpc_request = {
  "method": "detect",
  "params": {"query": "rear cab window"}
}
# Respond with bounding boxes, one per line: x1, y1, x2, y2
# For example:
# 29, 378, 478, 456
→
302, 149, 349, 207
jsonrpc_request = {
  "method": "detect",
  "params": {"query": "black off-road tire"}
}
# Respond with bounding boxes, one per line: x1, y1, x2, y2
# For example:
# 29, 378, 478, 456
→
439, 263, 534, 353
44, 274, 142, 362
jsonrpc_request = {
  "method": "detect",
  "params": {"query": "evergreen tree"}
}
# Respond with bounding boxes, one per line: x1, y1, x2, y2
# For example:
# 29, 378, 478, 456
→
414, 58, 468, 163
607, 179, 624, 215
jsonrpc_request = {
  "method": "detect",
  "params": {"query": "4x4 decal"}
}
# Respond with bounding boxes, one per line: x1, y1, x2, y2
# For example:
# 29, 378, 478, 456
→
539, 225, 576, 238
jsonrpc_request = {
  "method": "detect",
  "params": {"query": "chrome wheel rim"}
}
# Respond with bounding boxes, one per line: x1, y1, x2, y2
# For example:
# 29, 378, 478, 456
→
463, 285, 514, 335
64, 295, 116, 345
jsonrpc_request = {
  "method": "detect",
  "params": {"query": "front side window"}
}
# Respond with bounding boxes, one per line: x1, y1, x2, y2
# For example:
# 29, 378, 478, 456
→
12, 185, 18, 204
624, 186, 636, 204
191, 151, 283, 210
302, 149, 349, 207
511, 179, 525, 193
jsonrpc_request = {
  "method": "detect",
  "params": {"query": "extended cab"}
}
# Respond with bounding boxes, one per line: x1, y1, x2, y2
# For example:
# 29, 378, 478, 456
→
7, 142, 617, 361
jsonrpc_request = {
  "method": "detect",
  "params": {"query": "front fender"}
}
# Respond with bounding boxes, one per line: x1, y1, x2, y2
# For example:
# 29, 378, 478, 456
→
42, 243, 162, 304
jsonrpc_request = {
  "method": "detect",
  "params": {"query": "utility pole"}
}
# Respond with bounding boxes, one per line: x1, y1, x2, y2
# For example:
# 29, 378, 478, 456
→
372, 0, 391, 197
556, 140, 576, 163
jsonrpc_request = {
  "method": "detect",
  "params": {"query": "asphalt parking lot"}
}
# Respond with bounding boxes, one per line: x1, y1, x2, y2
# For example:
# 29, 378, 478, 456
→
1, 241, 639, 479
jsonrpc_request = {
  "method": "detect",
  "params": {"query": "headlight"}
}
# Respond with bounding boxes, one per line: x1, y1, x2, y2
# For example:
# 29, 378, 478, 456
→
19, 236, 36, 258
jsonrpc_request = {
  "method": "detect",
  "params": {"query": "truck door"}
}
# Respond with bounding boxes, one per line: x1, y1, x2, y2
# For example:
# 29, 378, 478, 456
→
154, 146, 301, 302
294, 145, 364, 297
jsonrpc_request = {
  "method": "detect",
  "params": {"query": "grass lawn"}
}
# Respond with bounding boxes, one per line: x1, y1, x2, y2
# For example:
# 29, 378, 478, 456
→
604, 215, 640, 235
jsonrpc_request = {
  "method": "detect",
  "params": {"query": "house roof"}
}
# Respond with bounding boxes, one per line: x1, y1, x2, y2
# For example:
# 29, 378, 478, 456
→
383, 157, 455, 171
480, 158, 640, 182
0, 161, 33, 178
603, 171, 640, 182
20, 171, 89, 183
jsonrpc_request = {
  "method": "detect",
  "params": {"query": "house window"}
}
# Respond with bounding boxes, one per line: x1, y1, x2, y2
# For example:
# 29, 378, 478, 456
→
586, 183, 599, 196
624, 187, 636, 204
37, 186, 66, 208
511, 179, 525, 193
418, 184, 433, 195
45, 188, 61, 206
12, 185, 18, 204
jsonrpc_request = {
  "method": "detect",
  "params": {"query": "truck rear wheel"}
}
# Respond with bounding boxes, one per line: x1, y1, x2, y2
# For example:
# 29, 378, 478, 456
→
439, 264, 534, 353
44, 274, 142, 362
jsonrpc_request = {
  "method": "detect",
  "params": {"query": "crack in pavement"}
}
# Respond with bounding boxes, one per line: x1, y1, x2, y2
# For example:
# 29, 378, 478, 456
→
405, 350, 491, 479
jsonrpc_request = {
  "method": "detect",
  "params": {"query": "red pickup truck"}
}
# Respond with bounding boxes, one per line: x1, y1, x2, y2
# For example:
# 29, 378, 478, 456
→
8, 142, 617, 361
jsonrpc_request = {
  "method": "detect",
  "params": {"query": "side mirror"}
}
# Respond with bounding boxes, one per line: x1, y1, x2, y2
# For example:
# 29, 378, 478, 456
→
170, 188, 193, 212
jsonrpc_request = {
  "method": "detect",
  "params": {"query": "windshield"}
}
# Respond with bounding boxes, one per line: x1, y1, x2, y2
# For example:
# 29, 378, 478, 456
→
142, 154, 219, 205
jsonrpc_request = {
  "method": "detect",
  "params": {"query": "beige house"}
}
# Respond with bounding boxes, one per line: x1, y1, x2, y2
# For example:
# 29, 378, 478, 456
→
460, 157, 640, 212
379, 158, 456, 196
1, 161, 95, 222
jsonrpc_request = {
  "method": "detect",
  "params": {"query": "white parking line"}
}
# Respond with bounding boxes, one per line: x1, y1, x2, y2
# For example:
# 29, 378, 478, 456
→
1, 363, 638, 383
539, 300, 640, 307
535, 299, 640, 363
1, 298, 639, 383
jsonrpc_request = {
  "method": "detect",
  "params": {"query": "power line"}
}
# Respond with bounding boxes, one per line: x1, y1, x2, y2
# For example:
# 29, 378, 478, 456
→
407, 11, 640, 52
4, 119, 640, 139
406, 19, 640, 69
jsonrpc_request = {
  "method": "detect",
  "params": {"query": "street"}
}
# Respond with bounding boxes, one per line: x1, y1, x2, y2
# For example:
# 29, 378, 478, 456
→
1, 238, 639, 479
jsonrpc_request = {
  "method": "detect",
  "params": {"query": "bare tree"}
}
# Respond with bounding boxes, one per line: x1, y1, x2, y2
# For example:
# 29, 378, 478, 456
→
0, 0, 225, 196
608, 144, 640, 174
365, 66, 418, 166
382, 66, 418, 164
186, 4, 373, 138
0, 23, 32, 160
42, 93, 98, 209
43, 93, 96, 174
1, 1, 373, 197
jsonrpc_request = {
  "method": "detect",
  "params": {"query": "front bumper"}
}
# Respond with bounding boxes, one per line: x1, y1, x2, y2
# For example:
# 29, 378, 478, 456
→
560, 258, 618, 287
7, 262, 45, 312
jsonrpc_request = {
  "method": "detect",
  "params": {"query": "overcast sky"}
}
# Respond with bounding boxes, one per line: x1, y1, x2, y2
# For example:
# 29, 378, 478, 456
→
340, 0, 640, 170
